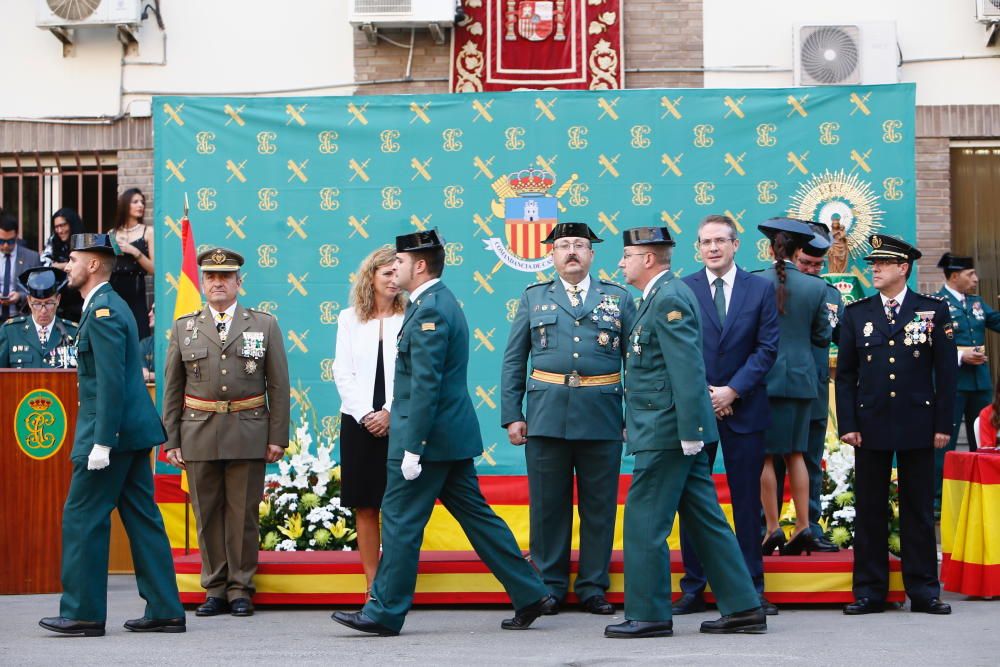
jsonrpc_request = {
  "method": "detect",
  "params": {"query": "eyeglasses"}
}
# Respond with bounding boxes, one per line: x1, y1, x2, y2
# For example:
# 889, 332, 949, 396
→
697, 237, 734, 249
622, 251, 652, 260
29, 301, 58, 310
553, 241, 591, 252
0, 238, 17, 246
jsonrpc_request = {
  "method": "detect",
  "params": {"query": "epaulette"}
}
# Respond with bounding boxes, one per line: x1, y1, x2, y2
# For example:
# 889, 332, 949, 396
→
247, 308, 274, 317
749, 268, 765, 274
175, 310, 200, 321
918, 292, 946, 302
59, 318, 78, 327
526, 279, 554, 289
2, 315, 27, 326
599, 278, 628, 291
845, 295, 874, 308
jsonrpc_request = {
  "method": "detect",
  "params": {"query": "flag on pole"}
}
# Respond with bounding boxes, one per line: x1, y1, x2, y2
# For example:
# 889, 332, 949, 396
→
171, 194, 199, 494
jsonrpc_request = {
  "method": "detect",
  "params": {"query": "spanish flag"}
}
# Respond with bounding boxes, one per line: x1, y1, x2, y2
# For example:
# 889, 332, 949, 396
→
941, 451, 1000, 596
172, 204, 200, 494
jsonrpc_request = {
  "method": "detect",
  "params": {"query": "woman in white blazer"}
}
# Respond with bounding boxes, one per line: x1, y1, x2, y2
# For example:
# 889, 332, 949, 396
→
333, 246, 405, 594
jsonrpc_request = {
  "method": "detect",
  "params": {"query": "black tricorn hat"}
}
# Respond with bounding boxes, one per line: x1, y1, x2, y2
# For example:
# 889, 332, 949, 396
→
937, 252, 974, 272
800, 221, 832, 258
70, 233, 118, 256
622, 226, 676, 247
396, 228, 444, 253
757, 217, 819, 247
18, 266, 67, 298
541, 222, 602, 245
864, 234, 921, 263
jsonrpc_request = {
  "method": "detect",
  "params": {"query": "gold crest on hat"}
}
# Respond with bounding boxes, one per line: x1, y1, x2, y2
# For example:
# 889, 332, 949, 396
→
211, 250, 227, 265
871, 236, 883, 249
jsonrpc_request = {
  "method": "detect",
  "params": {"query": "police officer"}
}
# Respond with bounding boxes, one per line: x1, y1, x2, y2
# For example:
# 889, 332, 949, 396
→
837, 234, 956, 616
0, 266, 78, 368
605, 226, 764, 639
162, 248, 290, 618
333, 229, 554, 637
933, 253, 1000, 505
501, 221, 635, 614
39, 233, 183, 637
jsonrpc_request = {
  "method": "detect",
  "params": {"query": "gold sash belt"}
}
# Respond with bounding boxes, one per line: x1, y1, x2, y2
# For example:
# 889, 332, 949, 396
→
530, 370, 621, 388
184, 394, 265, 414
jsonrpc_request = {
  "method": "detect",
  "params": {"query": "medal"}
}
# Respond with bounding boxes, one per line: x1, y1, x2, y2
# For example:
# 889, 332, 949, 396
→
184, 336, 191, 346
241, 331, 265, 359
245, 359, 258, 374
863, 322, 873, 337
186, 319, 195, 331
598, 331, 610, 346
913, 349, 920, 358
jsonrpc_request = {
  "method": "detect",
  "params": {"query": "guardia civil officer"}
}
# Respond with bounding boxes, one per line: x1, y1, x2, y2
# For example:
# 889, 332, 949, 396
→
39, 233, 184, 637
162, 247, 290, 618
332, 229, 555, 637
837, 234, 956, 615
933, 252, 1000, 506
501, 221, 635, 614
605, 226, 764, 639
0, 266, 78, 368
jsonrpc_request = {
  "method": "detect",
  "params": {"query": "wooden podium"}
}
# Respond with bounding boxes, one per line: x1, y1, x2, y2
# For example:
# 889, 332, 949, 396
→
0, 369, 137, 594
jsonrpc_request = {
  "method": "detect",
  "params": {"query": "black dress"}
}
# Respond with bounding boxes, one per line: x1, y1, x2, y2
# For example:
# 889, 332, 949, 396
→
109, 228, 150, 338
339, 339, 389, 509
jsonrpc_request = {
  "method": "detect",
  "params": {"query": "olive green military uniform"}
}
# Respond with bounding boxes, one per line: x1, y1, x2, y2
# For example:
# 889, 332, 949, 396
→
0, 314, 78, 368
162, 303, 290, 602
501, 275, 635, 603
622, 271, 759, 622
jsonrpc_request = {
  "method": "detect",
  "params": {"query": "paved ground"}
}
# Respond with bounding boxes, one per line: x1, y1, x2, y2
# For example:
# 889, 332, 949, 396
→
0, 576, 996, 666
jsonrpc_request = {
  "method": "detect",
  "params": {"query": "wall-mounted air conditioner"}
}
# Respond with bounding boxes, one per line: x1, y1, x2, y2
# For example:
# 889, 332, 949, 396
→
349, 0, 457, 44
976, 0, 1000, 23
36, 0, 142, 28
793, 22, 898, 86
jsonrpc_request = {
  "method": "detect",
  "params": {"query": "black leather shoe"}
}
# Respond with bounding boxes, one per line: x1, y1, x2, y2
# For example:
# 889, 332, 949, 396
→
124, 616, 186, 633
542, 597, 563, 616
39, 616, 105, 637
671, 593, 706, 615
501, 594, 557, 630
195, 597, 229, 617
581, 594, 615, 615
331, 610, 399, 636
911, 598, 951, 615
700, 608, 767, 634
813, 536, 840, 552
604, 620, 673, 638
759, 596, 779, 616
843, 597, 884, 615
230, 598, 254, 617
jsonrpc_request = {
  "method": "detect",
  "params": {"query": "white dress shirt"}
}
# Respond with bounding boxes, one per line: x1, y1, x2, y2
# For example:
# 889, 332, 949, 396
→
34, 317, 51, 344
209, 302, 238, 338
81, 280, 109, 313
880, 286, 908, 315
333, 307, 404, 423
642, 270, 670, 300
408, 277, 441, 303
706, 263, 737, 314
559, 274, 592, 304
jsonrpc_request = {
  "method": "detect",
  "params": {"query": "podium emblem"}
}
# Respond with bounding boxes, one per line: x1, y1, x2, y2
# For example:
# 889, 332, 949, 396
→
14, 389, 68, 461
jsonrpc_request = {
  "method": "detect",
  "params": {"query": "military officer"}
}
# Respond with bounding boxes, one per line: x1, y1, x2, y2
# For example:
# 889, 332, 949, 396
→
162, 247, 290, 618
933, 253, 1000, 505
501, 221, 635, 615
39, 233, 184, 637
604, 226, 764, 639
333, 229, 555, 637
837, 234, 956, 616
0, 266, 78, 368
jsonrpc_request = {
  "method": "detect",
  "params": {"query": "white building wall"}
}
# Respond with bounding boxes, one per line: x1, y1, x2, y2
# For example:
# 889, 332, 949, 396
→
703, 0, 1000, 105
0, 0, 356, 119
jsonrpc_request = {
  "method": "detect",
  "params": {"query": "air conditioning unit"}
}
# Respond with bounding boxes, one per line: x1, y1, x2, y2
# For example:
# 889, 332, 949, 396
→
349, 0, 456, 27
793, 22, 898, 86
976, 0, 1000, 23
36, 0, 142, 28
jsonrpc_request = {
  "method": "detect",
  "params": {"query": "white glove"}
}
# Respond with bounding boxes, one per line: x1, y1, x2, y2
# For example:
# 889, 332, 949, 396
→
401, 451, 422, 480
681, 440, 704, 456
87, 444, 112, 470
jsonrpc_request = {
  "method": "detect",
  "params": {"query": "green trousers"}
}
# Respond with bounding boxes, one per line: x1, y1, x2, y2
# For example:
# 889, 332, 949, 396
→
623, 448, 759, 621
364, 458, 548, 633
60, 451, 183, 622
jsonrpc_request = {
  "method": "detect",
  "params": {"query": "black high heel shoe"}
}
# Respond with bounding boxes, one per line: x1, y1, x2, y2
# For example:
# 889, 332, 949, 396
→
780, 530, 817, 556
761, 529, 786, 556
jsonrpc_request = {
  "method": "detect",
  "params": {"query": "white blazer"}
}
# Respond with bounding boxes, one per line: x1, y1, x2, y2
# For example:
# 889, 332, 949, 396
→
333, 307, 404, 423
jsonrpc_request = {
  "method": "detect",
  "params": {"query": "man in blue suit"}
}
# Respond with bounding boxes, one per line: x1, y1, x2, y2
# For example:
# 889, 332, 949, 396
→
674, 215, 779, 616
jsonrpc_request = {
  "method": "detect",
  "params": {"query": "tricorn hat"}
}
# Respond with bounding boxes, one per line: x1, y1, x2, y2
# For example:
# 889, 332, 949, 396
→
800, 221, 832, 258
757, 218, 819, 248
541, 222, 603, 245
70, 233, 118, 256
396, 228, 445, 253
18, 266, 67, 299
622, 226, 676, 247
937, 252, 974, 272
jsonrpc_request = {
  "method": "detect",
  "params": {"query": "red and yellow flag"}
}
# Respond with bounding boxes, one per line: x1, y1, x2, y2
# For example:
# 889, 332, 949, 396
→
173, 208, 200, 494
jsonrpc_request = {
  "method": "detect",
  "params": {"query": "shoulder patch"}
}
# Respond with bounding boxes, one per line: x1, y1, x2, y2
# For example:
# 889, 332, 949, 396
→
2, 316, 26, 326
421, 322, 436, 332
667, 310, 683, 322
95, 308, 111, 319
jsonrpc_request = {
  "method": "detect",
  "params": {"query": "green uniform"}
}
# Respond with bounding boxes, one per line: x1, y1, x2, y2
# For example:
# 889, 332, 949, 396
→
621, 271, 758, 621
501, 275, 635, 602
60, 283, 182, 622
934, 288, 1000, 500
364, 280, 548, 633
0, 314, 78, 368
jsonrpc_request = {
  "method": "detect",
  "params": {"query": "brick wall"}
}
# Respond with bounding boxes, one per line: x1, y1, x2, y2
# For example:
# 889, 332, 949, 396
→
914, 137, 951, 293
116, 149, 155, 215
352, 0, 704, 95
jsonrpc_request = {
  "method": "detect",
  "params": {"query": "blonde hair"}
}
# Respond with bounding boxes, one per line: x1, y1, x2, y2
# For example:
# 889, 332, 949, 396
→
350, 246, 406, 322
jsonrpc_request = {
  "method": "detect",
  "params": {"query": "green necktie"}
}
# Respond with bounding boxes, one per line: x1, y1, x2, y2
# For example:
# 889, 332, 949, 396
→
713, 277, 727, 325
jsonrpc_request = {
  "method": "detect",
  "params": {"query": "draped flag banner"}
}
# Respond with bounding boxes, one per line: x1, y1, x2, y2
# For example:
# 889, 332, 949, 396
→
450, 0, 624, 92
941, 451, 1000, 596
153, 84, 916, 487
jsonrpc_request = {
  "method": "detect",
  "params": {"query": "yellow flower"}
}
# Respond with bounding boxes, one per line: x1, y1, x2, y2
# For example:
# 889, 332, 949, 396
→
259, 499, 271, 519
278, 513, 304, 540
329, 465, 342, 482
329, 517, 350, 539
286, 438, 300, 456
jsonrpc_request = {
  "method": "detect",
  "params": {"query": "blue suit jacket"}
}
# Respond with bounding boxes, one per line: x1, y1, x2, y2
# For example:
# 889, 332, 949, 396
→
683, 267, 779, 434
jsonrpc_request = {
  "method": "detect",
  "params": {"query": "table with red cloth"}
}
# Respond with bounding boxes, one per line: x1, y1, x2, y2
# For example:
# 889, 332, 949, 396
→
941, 450, 1000, 596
